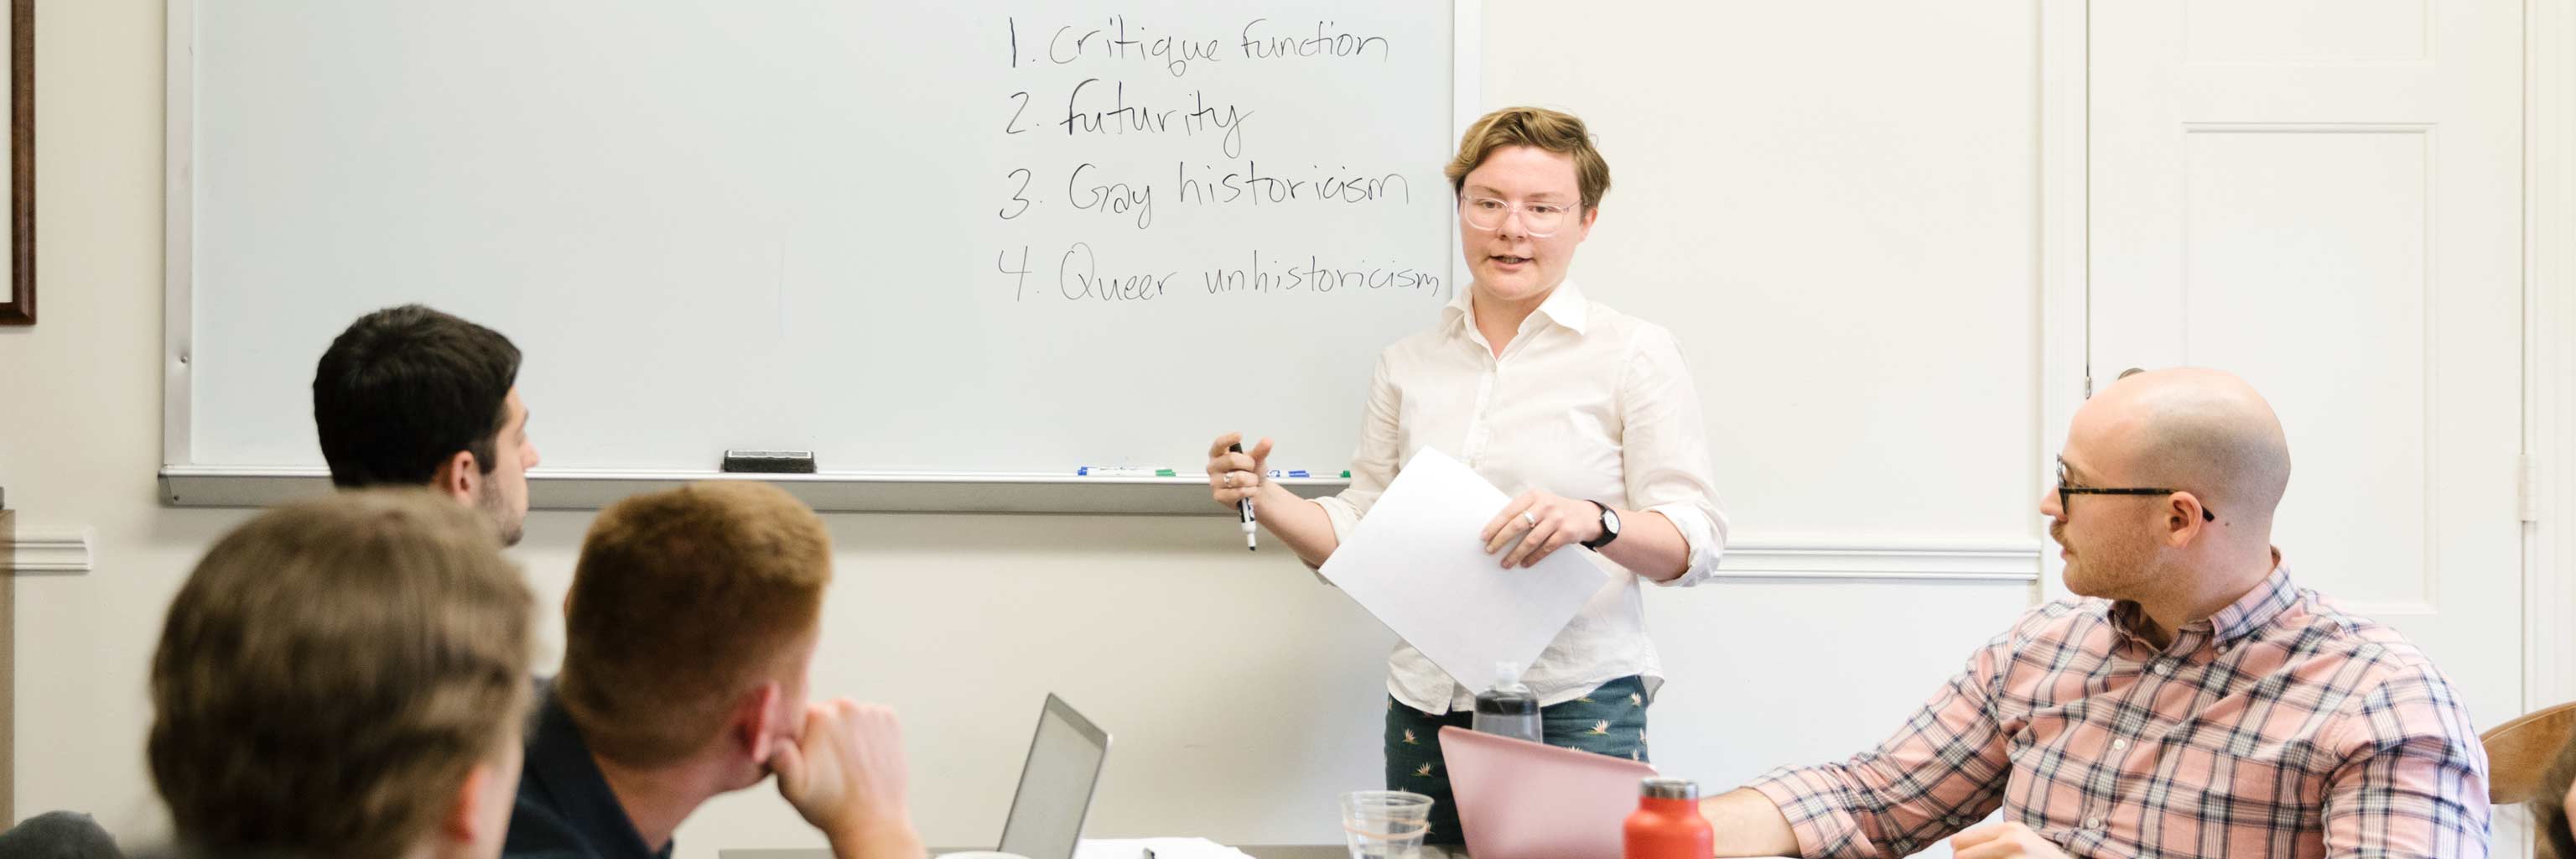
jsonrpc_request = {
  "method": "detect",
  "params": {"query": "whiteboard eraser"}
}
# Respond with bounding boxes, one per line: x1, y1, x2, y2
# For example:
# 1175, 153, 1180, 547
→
720, 450, 817, 474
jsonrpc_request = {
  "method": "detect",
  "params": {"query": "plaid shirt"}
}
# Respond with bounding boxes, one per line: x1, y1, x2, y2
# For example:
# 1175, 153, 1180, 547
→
1750, 566, 2488, 858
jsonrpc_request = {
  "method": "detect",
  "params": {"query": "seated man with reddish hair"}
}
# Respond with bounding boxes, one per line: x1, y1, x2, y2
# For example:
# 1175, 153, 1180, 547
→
506, 482, 921, 859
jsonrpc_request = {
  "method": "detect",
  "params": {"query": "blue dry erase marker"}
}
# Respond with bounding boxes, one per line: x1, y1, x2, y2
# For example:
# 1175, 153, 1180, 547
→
1228, 442, 1257, 551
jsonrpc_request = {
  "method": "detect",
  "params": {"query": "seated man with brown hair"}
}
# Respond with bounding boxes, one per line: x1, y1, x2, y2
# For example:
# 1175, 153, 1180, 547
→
505, 482, 921, 859
148, 490, 538, 859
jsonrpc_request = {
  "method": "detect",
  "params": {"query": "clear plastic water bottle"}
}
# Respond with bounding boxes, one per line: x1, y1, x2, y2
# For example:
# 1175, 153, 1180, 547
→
1472, 662, 1542, 743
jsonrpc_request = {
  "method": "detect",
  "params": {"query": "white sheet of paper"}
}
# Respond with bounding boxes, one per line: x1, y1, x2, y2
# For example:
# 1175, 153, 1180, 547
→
1319, 447, 1613, 688
1070, 837, 1257, 859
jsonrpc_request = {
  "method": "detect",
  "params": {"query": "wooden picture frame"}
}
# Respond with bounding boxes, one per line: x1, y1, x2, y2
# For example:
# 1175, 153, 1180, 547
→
0, 0, 30, 325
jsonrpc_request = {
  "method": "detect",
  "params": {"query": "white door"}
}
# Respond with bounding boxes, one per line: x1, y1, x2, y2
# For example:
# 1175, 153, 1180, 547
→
2088, 0, 2527, 742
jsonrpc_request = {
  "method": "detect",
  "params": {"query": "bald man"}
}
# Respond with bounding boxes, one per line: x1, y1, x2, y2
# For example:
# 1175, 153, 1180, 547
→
1699, 370, 2488, 859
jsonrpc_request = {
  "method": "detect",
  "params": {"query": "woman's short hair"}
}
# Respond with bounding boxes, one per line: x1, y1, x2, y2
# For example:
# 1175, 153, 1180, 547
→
1445, 107, 1612, 211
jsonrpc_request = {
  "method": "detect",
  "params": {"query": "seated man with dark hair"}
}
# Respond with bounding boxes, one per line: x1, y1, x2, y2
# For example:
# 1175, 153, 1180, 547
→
148, 490, 538, 859
313, 304, 541, 544
0, 811, 122, 859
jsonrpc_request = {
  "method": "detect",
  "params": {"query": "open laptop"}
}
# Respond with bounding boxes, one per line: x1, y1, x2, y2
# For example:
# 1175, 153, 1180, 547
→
1439, 726, 1657, 859
983, 694, 1113, 859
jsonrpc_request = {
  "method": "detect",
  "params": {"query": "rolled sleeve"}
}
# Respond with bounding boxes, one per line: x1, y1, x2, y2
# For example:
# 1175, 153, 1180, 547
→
1644, 501, 1726, 587
1310, 495, 1365, 547
1618, 324, 1728, 586
2320, 668, 2491, 859
1748, 767, 1869, 859
1742, 627, 2018, 858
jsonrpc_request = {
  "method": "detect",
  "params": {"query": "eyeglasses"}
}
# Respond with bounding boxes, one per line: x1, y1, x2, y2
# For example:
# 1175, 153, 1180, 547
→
1458, 195, 1579, 238
2055, 458, 2215, 522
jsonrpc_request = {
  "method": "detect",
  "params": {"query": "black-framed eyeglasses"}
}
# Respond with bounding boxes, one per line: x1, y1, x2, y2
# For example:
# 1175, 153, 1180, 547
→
2055, 458, 2215, 522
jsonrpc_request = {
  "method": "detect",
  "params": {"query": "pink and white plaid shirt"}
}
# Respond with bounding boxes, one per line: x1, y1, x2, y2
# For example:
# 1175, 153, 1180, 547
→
1751, 566, 2488, 858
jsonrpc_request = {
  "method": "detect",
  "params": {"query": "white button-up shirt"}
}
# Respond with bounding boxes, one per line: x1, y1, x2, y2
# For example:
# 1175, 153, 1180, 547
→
1315, 282, 1728, 714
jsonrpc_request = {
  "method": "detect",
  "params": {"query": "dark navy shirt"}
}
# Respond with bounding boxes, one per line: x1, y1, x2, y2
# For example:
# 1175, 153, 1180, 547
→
504, 684, 671, 859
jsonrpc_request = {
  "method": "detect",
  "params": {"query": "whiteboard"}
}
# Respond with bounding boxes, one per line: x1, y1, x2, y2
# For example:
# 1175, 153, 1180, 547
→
165, 1, 1472, 510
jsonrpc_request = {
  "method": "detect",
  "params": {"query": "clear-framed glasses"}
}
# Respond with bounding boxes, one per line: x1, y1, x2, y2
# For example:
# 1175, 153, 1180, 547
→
1458, 195, 1578, 238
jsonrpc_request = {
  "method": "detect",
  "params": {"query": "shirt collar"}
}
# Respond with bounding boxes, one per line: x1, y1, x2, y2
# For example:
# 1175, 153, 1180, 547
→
2204, 563, 2300, 646
524, 685, 671, 859
2109, 562, 2299, 652
1441, 282, 1592, 340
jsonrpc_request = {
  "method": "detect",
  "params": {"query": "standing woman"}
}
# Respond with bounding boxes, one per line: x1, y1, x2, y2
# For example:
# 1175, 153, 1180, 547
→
1204, 107, 1727, 844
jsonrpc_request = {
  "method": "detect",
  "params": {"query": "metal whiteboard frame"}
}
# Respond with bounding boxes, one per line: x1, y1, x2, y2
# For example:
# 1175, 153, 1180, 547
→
160, 1, 1481, 514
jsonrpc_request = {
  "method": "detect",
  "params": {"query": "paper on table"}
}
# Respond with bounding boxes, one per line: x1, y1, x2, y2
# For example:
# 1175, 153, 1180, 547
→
1070, 837, 1257, 859
1318, 446, 1613, 688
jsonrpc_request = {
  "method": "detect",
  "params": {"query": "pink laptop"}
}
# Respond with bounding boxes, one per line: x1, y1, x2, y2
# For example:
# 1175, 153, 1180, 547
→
1438, 726, 1659, 859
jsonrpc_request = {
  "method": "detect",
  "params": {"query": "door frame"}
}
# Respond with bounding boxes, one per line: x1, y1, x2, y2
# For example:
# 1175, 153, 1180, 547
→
2038, 0, 2086, 607
2037, 0, 2576, 712
2527, 0, 2576, 712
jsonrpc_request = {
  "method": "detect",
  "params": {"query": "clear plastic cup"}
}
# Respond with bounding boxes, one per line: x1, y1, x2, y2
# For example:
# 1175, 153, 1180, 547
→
1340, 789, 1434, 859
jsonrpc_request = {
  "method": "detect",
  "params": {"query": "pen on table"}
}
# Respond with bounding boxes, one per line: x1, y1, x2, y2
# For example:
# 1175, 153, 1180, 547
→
1228, 442, 1257, 551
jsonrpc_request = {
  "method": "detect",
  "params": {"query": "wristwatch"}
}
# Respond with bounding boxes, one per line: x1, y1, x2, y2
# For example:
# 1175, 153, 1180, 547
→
1582, 500, 1621, 550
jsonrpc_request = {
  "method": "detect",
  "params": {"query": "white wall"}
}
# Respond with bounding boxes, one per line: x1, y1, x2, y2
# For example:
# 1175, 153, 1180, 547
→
1479, 0, 2042, 538
3, 2, 2041, 857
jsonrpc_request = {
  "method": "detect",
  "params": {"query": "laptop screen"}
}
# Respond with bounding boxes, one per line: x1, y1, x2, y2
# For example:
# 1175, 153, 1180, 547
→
996, 695, 1110, 859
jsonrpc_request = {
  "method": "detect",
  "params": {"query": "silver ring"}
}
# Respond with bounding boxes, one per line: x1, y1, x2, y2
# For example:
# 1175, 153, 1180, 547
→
1223, 473, 1235, 487
1522, 510, 1539, 526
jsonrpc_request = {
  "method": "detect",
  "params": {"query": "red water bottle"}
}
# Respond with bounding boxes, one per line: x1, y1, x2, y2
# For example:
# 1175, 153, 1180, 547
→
1625, 777, 1713, 859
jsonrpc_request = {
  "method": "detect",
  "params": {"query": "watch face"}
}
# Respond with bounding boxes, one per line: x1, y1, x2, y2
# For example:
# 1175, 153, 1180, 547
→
1603, 508, 1620, 534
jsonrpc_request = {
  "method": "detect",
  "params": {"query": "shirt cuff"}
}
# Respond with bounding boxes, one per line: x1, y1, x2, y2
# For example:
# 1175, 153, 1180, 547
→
1748, 765, 1862, 859
1643, 501, 1724, 587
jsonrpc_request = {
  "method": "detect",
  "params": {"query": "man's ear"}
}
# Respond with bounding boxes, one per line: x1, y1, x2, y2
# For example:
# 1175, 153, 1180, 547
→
428, 450, 481, 505
2164, 493, 2210, 547
439, 759, 502, 846
735, 681, 785, 764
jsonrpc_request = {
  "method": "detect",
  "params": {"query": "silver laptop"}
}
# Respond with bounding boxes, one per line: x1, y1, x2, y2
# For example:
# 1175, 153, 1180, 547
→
990, 694, 1113, 859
